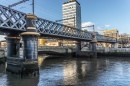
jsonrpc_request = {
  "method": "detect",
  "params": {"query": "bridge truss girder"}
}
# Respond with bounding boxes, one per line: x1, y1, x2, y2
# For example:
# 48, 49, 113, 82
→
0, 5, 116, 43
0, 5, 26, 32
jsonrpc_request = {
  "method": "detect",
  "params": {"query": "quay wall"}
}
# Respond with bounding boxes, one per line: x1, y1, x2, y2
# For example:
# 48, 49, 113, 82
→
4, 47, 130, 58
97, 48, 130, 57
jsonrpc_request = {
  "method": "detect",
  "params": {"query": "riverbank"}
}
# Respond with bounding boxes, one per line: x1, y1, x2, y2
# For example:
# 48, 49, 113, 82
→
97, 52, 130, 57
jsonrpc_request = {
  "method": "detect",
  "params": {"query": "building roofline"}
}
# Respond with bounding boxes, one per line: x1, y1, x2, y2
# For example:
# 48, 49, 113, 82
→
63, 0, 80, 5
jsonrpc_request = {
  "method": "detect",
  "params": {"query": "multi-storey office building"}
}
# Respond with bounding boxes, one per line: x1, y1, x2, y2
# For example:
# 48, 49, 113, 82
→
62, 0, 81, 29
104, 29, 119, 40
103, 29, 119, 48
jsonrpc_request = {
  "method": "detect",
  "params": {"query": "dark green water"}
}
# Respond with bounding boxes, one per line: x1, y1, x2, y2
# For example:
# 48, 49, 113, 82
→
1, 56, 130, 86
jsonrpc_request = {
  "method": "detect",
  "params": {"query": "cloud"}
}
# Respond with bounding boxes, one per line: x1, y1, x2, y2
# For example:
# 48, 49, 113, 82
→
81, 22, 110, 35
95, 27, 104, 35
104, 25, 110, 28
81, 22, 94, 31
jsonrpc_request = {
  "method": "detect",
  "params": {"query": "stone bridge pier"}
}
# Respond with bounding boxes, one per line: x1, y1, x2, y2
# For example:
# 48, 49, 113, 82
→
76, 32, 97, 58
76, 40, 81, 52
90, 32, 97, 58
5, 35, 20, 58
5, 35, 21, 73
6, 14, 40, 77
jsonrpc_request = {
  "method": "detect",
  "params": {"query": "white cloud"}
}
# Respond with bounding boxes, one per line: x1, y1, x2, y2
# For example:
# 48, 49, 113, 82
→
81, 22, 94, 31
81, 22, 110, 35
104, 25, 110, 28
82, 22, 94, 27
95, 27, 104, 35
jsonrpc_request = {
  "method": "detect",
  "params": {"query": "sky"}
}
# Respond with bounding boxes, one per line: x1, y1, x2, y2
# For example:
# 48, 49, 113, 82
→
0, 0, 130, 40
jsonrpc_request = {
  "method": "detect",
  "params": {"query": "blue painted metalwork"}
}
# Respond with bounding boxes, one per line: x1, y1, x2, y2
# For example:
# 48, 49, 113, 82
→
0, 5, 116, 43
0, 5, 26, 31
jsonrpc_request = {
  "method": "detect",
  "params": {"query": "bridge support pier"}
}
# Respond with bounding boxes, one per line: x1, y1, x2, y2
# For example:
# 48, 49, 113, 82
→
5, 35, 21, 74
5, 14, 40, 77
19, 14, 40, 77
76, 40, 81, 56
90, 32, 97, 58
90, 41, 97, 58
5, 36, 20, 57
20, 30, 40, 77
76, 41, 81, 52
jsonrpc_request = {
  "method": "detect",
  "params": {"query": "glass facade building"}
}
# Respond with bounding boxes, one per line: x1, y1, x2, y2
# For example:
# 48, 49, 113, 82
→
62, 0, 81, 29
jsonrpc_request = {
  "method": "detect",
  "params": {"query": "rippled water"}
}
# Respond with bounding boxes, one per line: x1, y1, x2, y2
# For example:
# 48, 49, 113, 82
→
1, 56, 130, 86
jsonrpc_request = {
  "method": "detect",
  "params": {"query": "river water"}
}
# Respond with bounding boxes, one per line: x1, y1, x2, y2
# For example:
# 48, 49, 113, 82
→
1, 56, 130, 86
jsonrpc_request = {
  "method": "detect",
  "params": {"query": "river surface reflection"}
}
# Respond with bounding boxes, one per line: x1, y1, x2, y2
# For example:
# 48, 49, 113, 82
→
1, 56, 130, 86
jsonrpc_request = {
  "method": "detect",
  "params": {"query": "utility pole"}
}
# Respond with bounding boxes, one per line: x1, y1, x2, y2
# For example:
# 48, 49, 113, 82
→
92, 25, 95, 32
32, 0, 34, 14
